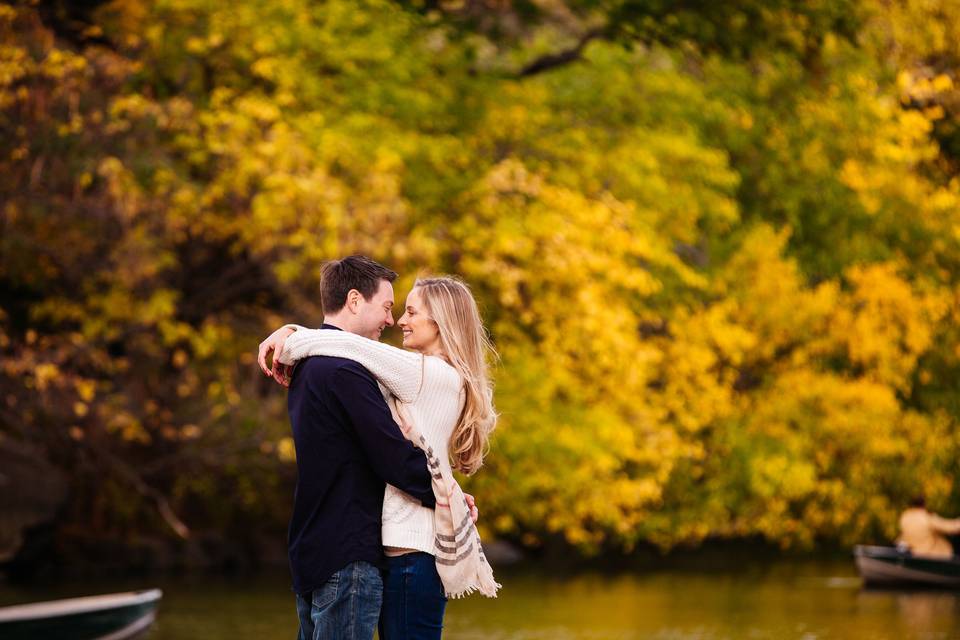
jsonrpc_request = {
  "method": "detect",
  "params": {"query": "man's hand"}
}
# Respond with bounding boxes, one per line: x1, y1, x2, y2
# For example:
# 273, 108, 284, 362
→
465, 493, 479, 524
257, 326, 297, 387
395, 405, 415, 437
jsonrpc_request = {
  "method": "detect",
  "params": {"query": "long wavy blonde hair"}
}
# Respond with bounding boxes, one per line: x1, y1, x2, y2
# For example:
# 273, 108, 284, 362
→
415, 276, 497, 475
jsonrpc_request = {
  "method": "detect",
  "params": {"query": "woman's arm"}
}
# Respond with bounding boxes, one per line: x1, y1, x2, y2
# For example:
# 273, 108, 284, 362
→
258, 325, 299, 385
278, 325, 424, 403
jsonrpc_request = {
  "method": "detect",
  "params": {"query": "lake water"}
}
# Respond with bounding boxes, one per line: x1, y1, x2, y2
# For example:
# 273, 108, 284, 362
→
3, 557, 960, 639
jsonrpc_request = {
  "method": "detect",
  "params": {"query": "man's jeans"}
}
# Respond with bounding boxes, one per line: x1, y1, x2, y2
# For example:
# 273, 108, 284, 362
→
295, 561, 383, 640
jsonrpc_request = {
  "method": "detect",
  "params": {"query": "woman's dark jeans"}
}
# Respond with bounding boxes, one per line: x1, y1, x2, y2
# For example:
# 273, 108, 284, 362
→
378, 552, 448, 640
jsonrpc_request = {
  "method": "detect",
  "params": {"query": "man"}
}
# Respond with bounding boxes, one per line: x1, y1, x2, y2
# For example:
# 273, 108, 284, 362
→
898, 495, 960, 558
257, 255, 442, 640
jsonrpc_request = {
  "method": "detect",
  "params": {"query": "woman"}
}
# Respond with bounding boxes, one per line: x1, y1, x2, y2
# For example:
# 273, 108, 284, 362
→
263, 276, 498, 639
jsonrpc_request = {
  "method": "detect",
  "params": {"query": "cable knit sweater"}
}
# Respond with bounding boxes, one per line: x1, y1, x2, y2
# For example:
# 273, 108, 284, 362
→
278, 326, 465, 556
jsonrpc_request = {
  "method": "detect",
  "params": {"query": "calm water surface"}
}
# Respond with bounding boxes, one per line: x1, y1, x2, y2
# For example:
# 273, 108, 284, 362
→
3, 558, 960, 639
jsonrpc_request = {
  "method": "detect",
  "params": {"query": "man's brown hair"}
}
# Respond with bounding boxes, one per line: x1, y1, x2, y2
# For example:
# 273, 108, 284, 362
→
320, 255, 398, 314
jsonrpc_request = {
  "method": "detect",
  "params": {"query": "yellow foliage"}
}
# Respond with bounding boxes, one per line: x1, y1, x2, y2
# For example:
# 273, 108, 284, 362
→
825, 262, 948, 390
4, 0, 960, 556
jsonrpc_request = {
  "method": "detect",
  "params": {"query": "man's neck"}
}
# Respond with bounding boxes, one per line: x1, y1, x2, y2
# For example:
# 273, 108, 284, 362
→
321, 315, 353, 334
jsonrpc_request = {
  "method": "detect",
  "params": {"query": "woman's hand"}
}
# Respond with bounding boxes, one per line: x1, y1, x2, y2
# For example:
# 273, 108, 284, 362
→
465, 493, 479, 524
258, 326, 296, 387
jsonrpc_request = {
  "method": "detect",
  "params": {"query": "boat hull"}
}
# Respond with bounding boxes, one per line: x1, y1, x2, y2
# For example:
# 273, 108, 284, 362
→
0, 590, 162, 640
855, 545, 960, 587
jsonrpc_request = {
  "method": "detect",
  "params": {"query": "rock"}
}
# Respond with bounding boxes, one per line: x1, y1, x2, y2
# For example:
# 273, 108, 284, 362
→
482, 539, 524, 566
0, 436, 68, 563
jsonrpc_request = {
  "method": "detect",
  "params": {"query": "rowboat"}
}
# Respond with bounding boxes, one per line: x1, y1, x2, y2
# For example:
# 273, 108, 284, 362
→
855, 545, 960, 587
0, 589, 162, 640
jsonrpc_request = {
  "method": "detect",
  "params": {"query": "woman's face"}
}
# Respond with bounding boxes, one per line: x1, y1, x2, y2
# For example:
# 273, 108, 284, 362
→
397, 287, 442, 355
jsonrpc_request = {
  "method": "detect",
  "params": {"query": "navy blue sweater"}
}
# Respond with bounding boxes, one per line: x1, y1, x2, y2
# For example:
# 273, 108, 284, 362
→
286, 326, 435, 594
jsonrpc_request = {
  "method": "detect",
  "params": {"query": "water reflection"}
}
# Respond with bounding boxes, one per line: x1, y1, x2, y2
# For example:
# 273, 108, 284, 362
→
2, 559, 960, 639
444, 561, 960, 639
857, 587, 960, 638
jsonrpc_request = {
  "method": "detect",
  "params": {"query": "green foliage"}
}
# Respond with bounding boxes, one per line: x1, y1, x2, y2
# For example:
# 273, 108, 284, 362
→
2, 0, 960, 558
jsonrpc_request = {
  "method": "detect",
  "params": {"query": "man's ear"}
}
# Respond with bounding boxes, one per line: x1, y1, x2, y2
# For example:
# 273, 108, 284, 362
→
346, 289, 362, 314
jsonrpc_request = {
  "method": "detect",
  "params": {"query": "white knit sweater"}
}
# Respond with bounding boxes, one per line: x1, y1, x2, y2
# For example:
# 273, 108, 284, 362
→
278, 326, 465, 555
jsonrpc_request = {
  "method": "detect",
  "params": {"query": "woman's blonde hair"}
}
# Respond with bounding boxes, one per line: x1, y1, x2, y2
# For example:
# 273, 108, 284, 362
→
415, 276, 497, 475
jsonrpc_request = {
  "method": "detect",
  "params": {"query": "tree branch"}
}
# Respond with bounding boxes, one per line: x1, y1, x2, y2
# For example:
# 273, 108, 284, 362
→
518, 27, 607, 78
89, 441, 191, 539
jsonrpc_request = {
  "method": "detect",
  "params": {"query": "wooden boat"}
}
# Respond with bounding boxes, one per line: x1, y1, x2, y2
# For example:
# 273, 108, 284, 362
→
0, 589, 162, 640
855, 545, 960, 587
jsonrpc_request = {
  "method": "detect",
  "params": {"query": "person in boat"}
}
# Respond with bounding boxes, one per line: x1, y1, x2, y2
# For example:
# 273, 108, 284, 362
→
897, 495, 960, 558
258, 257, 498, 640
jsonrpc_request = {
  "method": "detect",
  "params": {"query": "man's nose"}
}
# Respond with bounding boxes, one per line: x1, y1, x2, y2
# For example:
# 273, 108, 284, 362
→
385, 313, 395, 327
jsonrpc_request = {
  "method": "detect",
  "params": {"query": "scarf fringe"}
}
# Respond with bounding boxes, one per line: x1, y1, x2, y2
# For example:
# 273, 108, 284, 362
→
446, 563, 501, 599
447, 579, 502, 600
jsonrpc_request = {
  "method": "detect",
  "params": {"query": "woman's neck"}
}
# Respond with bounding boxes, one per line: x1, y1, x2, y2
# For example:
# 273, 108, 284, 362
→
417, 345, 448, 362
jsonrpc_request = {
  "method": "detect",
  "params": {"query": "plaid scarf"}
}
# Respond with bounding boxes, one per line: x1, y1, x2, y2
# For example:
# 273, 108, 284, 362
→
392, 401, 500, 599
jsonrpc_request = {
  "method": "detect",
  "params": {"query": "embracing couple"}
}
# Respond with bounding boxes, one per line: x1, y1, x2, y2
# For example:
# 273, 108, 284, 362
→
257, 255, 499, 640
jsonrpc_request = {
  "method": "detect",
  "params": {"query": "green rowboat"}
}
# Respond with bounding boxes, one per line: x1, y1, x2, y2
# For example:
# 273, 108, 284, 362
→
855, 545, 960, 587
0, 589, 162, 640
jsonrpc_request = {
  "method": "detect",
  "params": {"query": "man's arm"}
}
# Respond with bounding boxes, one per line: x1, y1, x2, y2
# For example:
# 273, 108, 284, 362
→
329, 363, 436, 508
931, 514, 960, 536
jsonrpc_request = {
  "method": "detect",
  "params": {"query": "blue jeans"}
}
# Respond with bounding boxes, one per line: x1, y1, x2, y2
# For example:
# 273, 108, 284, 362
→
295, 561, 383, 640
378, 552, 447, 640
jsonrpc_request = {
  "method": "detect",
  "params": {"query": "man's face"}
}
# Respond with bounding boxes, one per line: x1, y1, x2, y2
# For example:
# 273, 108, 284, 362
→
354, 279, 395, 340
